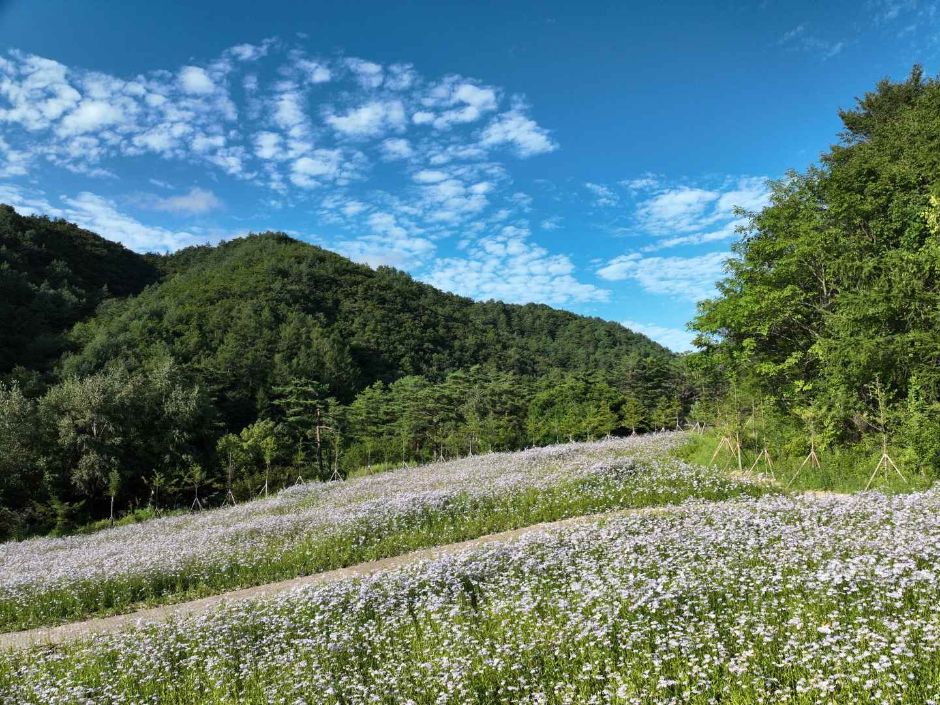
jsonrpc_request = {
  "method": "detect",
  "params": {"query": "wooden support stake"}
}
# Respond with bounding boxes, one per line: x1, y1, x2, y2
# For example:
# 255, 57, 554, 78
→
748, 447, 775, 480
865, 436, 907, 490
786, 441, 821, 488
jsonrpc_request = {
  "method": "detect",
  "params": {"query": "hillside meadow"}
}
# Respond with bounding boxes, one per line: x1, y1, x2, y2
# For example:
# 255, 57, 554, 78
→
0, 433, 770, 633
4, 478, 940, 704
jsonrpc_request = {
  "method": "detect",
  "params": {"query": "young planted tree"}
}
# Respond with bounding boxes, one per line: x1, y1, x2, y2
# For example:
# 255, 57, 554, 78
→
185, 462, 207, 510
215, 433, 244, 504
107, 468, 120, 527
864, 379, 906, 490
274, 378, 333, 481
240, 420, 279, 496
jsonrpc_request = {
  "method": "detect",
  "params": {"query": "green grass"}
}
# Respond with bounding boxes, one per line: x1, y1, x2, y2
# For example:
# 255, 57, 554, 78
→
675, 432, 934, 494
0, 459, 768, 633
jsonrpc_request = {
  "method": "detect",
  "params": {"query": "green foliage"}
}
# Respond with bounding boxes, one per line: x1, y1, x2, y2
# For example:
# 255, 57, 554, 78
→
0, 205, 159, 377
692, 66, 940, 475
0, 208, 681, 536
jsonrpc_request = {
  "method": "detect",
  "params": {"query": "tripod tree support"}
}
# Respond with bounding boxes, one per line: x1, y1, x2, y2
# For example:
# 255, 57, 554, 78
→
711, 435, 742, 471
865, 436, 907, 491
786, 440, 821, 489
862, 379, 908, 491
748, 447, 775, 479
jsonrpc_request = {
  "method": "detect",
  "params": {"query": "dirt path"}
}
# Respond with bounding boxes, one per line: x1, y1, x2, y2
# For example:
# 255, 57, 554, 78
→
1, 506, 673, 651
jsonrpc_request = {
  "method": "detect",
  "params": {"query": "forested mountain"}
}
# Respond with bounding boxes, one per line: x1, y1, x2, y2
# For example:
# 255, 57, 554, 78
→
0, 212, 680, 537
0, 206, 160, 378
65, 233, 668, 429
693, 66, 940, 471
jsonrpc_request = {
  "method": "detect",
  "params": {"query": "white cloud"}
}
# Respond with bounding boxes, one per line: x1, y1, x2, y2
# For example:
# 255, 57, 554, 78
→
413, 169, 450, 184
0, 52, 81, 131
0, 183, 57, 215
227, 42, 269, 62
480, 110, 557, 157
638, 187, 720, 234
326, 100, 406, 137
381, 137, 413, 160
632, 176, 769, 245
273, 89, 307, 133
425, 227, 608, 305
290, 149, 343, 187
621, 320, 695, 352
58, 100, 124, 135
147, 187, 222, 214
297, 59, 332, 83
254, 131, 282, 159
418, 78, 498, 129
345, 58, 383, 88
0, 137, 29, 176
179, 66, 215, 94
620, 174, 661, 192
596, 251, 729, 301
585, 182, 618, 207
337, 211, 434, 268
418, 176, 492, 222
61, 192, 208, 252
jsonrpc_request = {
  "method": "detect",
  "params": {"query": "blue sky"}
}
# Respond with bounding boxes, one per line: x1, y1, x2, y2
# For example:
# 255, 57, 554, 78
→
0, 1, 937, 351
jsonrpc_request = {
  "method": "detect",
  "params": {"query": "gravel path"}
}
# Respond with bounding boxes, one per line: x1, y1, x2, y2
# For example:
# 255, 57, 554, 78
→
0, 506, 670, 651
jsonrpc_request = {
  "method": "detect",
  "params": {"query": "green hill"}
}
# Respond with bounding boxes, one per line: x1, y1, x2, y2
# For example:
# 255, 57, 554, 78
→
64, 232, 667, 427
0, 205, 160, 377
0, 211, 679, 537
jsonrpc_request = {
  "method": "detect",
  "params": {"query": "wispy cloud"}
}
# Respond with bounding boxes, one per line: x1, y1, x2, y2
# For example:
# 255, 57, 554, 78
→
596, 251, 729, 302
585, 182, 618, 207
0, 183, 215, 252
426, 225, 608, 306
139, 187, 222, 215
777, 24, 844, 60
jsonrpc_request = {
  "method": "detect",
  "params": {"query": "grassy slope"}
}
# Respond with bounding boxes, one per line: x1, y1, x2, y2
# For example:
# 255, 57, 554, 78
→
0, 436, 770, 633
6, 486, 940, 703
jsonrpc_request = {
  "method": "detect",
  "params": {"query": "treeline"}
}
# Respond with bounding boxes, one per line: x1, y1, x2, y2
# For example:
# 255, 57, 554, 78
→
691, 66, 940, 474
0, 355, 685, 538
0, 213, 681, 538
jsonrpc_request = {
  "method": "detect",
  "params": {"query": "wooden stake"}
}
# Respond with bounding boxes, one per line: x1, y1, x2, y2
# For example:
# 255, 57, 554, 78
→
748, 447, 775, 480
786, 440, 821, 488
865, 436, 907, 490
711, 435, 741, 469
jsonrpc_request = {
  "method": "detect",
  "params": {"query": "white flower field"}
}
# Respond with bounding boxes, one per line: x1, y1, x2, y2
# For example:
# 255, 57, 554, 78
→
5, 484, 940, 703
0, 433, 765, 632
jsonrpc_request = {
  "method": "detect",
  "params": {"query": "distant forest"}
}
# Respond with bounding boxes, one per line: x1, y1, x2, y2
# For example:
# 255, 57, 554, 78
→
0, 208, 685, 538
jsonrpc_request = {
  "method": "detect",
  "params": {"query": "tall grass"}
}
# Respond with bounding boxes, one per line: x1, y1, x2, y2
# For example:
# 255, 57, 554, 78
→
676, 432, 933, 494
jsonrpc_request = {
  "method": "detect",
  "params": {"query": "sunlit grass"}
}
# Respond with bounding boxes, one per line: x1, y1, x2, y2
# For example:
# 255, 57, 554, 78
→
676, 432, 934, 495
